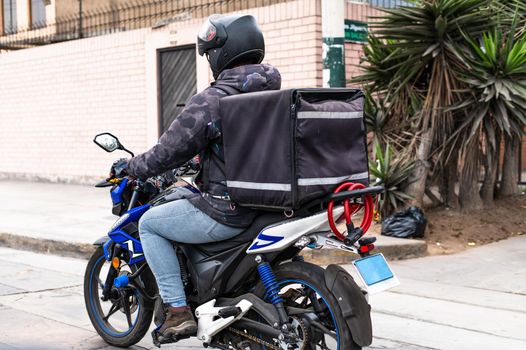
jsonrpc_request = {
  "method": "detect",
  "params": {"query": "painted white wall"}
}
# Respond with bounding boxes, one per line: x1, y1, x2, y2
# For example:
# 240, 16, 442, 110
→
46, 0, 56, 24
15, 0, 29, 29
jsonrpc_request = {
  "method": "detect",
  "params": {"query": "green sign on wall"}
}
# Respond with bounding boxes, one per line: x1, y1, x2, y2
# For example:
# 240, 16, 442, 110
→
344, 19, 368, 43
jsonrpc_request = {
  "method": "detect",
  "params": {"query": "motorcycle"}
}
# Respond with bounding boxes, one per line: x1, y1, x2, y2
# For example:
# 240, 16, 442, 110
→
84, 132, 398, 349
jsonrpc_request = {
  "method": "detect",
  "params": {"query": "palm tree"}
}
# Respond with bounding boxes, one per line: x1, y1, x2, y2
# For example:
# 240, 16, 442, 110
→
453, 18, 526, 203
354, 0, 492, 209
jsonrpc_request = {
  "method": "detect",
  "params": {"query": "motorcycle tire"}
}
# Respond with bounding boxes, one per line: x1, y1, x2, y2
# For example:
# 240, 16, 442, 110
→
84, 247, 156, 347
254, 261, 362, 350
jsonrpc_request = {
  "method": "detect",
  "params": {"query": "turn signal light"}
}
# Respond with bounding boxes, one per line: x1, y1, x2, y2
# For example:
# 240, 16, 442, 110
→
112, 257, 120, 269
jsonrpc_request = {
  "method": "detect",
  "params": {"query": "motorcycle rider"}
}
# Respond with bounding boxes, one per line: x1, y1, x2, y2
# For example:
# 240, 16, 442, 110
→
110, 14, 281, 337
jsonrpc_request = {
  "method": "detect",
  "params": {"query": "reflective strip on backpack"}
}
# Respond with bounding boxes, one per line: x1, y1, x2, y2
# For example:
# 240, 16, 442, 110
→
297, 111, 363, 119
227, 172, 368, 191
226, 181, 291, 191
297, 172, 369, 186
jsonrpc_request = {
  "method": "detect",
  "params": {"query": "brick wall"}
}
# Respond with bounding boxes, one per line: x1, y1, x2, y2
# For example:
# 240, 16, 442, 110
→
345, 42, 364, 85
0, 0, 321, 184
0, 30, 149, 184
344, 2, 384, 85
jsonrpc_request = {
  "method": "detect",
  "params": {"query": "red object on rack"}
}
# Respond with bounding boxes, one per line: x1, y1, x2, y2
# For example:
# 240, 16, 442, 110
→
327, 182, 374, 242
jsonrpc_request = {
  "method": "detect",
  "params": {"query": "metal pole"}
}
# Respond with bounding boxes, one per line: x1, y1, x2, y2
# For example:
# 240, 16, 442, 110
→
321, 0, 346, 87
79, 0, 83, 38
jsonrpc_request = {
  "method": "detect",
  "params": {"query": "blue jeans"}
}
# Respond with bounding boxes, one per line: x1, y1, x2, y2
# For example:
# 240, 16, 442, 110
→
138, 199, 243, 307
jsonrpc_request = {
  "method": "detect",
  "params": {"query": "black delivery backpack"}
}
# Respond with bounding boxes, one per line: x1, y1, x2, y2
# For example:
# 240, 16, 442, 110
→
219, 88, 369, 210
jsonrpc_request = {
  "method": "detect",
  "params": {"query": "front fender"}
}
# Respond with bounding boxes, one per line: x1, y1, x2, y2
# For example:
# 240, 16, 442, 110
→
93, 236, 113, 261
93, 236, 110, 246
324, 264, 372, 347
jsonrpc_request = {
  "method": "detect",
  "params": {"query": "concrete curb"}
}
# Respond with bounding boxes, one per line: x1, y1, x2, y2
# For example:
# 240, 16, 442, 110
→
0, 231, 427, 263
0, 232, 96, 259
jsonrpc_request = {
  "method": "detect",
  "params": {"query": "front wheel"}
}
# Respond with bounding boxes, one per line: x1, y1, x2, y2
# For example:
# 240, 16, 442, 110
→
254, 262, 362, 350
84, 247, 155, 347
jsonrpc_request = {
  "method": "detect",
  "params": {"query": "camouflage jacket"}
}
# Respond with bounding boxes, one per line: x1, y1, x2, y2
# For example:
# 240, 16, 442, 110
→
128, 64, 282, 227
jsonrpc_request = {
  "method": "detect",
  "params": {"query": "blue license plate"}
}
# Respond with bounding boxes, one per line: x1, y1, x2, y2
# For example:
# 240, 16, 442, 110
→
352, 253, 399, 294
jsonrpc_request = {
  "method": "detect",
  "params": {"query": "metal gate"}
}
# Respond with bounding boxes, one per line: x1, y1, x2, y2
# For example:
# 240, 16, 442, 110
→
158, 45, 197, 135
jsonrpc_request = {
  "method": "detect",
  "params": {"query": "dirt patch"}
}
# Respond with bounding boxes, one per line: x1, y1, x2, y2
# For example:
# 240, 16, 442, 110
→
422, 195, 526, 255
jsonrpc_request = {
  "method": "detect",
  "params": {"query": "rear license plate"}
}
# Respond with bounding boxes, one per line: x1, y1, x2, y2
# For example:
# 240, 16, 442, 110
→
352, 253, 399, 294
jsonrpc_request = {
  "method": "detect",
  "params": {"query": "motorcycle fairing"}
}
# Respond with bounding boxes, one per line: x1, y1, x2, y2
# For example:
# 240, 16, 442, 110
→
181, 242, 251, 304
324, 264, 372, 347
247, 206, 345, 254
104, 204, 150, 264
110, 178, 129, 205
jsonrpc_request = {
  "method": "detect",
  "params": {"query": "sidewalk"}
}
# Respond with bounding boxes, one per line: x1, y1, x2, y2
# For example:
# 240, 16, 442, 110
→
0, 180, 426, 260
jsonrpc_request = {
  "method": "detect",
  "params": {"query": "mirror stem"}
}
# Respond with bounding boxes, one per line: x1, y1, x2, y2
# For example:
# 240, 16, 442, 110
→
122, 147, 134, 157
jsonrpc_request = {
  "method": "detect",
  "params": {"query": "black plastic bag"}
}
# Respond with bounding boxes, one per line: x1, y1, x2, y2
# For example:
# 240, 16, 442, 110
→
381, 206, 427, 238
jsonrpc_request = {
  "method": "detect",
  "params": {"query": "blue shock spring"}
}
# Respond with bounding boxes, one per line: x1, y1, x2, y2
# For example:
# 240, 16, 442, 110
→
257, 262, 283, 305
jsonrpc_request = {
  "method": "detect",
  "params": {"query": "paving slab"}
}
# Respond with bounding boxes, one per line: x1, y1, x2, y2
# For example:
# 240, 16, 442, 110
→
0, 303, 104, 350
0, 260, 81, 292
371, 292, 525, 341
371, 312, 526, 350
386, 278, 526, 314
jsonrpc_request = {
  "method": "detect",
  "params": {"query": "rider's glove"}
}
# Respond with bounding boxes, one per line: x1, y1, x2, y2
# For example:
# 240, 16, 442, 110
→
109, 158, 129, 178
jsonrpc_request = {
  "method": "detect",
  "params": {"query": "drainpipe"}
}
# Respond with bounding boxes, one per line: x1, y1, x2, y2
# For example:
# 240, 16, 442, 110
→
322, 0, 346, 87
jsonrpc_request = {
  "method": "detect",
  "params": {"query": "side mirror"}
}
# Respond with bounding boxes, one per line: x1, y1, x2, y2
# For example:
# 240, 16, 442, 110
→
93, 133, 121, 153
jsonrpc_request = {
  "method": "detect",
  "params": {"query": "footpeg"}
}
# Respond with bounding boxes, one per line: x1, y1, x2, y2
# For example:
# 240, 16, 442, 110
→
218, 306, 241, 318
151, 329, 190, 348
195, 299, 253, 343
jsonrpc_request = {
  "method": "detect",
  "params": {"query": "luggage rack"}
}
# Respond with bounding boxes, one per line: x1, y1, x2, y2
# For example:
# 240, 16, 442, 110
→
297, 184, 384, 247
322, 185, 384, 204
298, 185, 384, 213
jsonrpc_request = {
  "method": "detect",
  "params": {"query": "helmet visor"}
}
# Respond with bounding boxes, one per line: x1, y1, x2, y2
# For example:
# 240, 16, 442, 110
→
198, 18, 217, 43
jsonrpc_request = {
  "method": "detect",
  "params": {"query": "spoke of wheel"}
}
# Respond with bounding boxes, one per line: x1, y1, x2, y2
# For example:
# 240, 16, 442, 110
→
103, 302, 120, 321
122, 295, 133, 328
96, 276, 104, 289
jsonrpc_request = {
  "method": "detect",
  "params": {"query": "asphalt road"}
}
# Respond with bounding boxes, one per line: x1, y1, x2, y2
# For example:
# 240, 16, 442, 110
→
0, 236, 525, 350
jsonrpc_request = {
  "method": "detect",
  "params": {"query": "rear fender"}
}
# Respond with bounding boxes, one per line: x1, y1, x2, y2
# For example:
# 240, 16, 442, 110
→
324, 264, 372, 347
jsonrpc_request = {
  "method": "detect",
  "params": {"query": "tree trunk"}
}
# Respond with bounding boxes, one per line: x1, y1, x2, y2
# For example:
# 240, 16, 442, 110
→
459, 140, 483, 210
444, 149, 459, 208
480, 133, 501, 207
437, 152, 458, 208
500, 135, 520, 197
406, 130, 433, 208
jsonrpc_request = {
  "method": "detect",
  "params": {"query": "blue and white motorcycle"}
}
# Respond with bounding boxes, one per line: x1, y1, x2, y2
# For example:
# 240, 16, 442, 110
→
84, 132, 396, 350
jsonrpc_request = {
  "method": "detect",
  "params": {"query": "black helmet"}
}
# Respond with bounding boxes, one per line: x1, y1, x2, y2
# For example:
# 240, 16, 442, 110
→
197, 14, 265, 79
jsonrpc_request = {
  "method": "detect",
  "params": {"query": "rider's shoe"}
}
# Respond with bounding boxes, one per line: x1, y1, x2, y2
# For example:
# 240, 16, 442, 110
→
159, 305, 197, 337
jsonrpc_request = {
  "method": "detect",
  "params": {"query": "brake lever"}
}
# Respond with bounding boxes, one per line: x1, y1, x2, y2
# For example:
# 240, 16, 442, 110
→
94, 179, 113, 188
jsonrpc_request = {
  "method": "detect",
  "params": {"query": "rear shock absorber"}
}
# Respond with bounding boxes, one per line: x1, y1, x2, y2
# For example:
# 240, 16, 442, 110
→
257, 262, 283, 305
256, 256, 289, 326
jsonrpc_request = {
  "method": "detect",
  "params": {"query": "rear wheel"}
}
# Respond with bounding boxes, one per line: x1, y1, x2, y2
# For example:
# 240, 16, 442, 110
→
248, 262, 361, 350
84, 247, 155, 347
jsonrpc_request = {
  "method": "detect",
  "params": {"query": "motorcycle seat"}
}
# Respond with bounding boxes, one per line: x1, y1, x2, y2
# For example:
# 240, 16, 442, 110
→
192, 212, 286, 255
